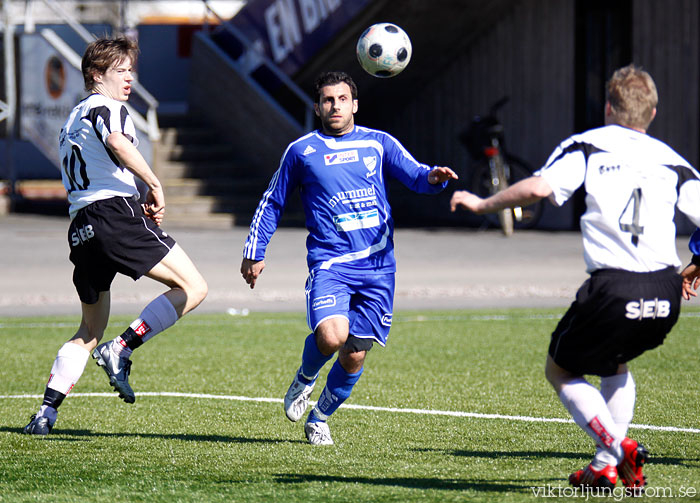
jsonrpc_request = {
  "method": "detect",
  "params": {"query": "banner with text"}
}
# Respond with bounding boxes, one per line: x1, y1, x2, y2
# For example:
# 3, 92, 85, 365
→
227, 0, 373, 76
19, 33, 85, 169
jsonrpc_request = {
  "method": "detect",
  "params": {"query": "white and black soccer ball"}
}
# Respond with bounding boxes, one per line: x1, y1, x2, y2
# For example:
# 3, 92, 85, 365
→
356, 23, 412, 78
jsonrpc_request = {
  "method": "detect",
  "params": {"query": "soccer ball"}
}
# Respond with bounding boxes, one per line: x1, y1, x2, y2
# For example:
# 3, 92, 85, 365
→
356, 23, 412, 78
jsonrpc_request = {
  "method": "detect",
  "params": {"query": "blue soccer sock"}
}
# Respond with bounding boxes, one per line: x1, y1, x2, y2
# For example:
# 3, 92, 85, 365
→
309, 359, 363, 422
299, 333, 333, 384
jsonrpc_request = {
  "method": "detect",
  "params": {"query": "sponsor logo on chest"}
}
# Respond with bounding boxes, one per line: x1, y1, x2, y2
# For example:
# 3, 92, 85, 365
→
363, 156, 377, 178
324, 150, 359, 166
333, 209, 380, 232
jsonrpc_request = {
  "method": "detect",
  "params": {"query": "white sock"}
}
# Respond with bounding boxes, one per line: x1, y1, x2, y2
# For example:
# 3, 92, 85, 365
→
601, 372, 636, 437
559, 378, 623, 463
112, 294, 179, 357
592, 372, 636, 468
46, 342, 90, 395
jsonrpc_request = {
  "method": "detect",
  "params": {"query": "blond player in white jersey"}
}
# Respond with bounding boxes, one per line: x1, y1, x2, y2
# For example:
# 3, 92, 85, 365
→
23, 37, 207, 436
451, 64, 700, 491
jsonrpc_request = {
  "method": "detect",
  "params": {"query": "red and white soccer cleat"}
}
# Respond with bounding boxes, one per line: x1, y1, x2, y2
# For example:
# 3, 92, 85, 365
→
569, 463, 618, 488
617, 437, 649, 488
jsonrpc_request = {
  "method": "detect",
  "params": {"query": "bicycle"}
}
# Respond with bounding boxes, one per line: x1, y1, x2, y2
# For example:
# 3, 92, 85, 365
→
459, 97, 543, 236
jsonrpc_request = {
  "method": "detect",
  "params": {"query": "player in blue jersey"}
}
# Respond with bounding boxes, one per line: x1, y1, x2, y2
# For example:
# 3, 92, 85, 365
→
680, 230, 700, 299
241, 71, 458, 445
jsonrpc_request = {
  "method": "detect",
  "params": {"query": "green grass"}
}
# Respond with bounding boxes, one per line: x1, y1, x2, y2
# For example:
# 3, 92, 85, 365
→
1, 309, 699, 502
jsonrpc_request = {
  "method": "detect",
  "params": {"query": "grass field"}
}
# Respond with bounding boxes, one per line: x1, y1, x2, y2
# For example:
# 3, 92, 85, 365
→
1, 309, 699, 502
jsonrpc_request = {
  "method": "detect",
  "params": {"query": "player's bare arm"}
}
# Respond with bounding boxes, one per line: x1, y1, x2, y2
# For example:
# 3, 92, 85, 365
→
451, 175, 552, 214
680, 262, 700, 300
106, 131, 165, 224
241, 258, 265, 289
428, 166, 458, 184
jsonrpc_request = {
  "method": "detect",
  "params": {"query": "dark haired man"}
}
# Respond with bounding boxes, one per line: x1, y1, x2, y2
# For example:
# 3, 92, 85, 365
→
241, 71, 457, 445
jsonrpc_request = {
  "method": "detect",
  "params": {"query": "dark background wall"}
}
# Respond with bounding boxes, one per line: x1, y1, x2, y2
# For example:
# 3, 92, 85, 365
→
3, 0, 699, 231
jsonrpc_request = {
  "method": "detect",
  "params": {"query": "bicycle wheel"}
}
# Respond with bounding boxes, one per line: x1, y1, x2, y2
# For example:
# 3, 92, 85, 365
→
505, 156, 544, 230
494, 158, 514, 236
469, 159, 513, 235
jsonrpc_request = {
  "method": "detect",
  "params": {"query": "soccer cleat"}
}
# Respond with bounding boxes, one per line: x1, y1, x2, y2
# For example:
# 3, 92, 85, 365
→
22, 414, 52, 436
304, 419, 334, 445
92, 342, 135, 404
284, 369, 316, 422
618, 437, 649, 488
569, 463, 618, 488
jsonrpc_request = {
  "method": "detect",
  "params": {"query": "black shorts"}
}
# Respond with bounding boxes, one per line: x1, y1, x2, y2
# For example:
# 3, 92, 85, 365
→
344, 334, 374, 353
549, 267, 681, 377
68, 196, 176, 304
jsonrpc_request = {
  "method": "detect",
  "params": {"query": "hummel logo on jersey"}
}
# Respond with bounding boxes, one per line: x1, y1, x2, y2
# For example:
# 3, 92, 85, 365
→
625, 298, 671, 320
364, 156, 377, 177
324, 150, 358, 165
302, 145, 316, 156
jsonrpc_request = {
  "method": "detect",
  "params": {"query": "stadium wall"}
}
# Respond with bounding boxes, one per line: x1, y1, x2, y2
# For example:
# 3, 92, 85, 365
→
188, 31, 303, 174
364, 0, 699, 232
378, 0, 576, 229
633, 0, 699, 171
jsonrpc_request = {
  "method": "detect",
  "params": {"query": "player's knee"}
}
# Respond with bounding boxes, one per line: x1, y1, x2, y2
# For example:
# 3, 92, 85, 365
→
340, 347, 366, 366
544, 355, 574, 392
192, 276, 208, 305
316, 333, 343, 354
184, 273, 208, 308
315, 318, 349, 353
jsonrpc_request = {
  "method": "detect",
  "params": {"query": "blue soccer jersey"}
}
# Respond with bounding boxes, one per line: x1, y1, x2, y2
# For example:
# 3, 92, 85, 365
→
689, 228, 700, 257
244, 125, 446, 273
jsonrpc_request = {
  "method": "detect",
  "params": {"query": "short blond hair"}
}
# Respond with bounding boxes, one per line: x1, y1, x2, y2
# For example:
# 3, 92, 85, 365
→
606, 64, 658, 130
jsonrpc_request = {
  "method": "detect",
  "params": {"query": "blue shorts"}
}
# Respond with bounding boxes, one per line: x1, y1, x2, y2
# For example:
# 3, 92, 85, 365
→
305, 268, 394, 346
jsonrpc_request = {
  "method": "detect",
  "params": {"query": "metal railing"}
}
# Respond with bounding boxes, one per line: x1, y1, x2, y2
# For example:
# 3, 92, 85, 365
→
201, 0, 314, 132
24, 0, 161, 141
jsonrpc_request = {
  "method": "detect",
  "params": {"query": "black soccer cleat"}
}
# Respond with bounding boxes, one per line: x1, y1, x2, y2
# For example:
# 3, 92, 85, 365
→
23, 414, 52, 436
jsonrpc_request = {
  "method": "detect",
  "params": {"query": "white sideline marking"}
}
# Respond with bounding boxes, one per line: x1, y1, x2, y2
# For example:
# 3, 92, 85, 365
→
5, 310, 700, 330
2, 391, 699, 434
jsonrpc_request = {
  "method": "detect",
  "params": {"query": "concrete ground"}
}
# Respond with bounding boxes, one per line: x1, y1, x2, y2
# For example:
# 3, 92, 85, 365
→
1, 213, 695, 317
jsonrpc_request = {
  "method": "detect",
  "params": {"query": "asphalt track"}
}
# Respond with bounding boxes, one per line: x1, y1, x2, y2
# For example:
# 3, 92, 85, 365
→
1, 213, 696, 317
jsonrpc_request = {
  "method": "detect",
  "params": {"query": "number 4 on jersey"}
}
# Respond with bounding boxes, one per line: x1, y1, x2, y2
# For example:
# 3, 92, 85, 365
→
619, 188, 643, 246
62, 144, 89, 193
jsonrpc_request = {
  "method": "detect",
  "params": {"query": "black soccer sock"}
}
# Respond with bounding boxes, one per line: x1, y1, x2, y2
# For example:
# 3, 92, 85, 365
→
119, 327, 145, 350
42, 387, 66, 410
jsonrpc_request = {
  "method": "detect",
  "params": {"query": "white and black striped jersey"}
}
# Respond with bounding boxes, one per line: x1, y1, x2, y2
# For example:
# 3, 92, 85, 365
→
537, 124, 700, 273
58, 93, 140, 219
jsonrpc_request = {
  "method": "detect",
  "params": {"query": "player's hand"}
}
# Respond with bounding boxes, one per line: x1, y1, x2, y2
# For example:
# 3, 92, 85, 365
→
142, 187, 165, 226
428, 166, 458, 184
450, 190, 483, 213
241, 258, 265, 289
680, 262, 700, 300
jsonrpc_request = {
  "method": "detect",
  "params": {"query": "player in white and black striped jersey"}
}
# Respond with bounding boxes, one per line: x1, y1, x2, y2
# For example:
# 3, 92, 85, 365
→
451, 64, 700, 490
23, 37, 208, 436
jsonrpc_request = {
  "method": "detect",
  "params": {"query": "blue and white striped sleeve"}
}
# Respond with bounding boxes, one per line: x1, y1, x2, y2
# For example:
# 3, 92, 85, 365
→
242, 146, 300, 261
